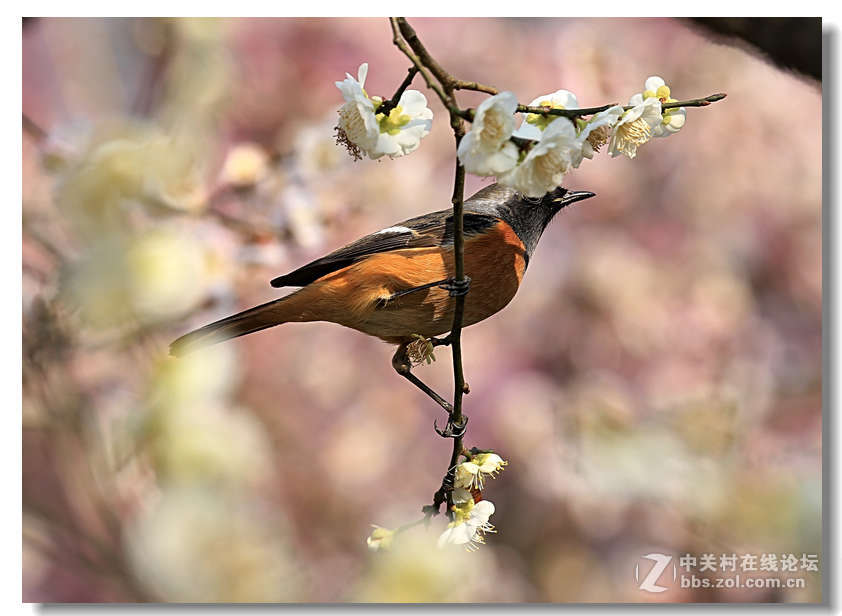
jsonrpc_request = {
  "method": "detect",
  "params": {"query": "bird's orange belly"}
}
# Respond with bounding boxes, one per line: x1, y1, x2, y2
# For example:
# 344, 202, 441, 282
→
299, 222, 529, 344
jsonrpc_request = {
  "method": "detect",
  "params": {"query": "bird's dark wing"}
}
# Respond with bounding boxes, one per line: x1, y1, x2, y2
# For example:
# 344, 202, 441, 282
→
270, 209, 499, 287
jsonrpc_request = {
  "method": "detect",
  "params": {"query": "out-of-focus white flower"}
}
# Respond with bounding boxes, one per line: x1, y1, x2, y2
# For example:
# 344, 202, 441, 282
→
143, 403, 273, 485
642, 76, 686, 137
454, 453, 508, 490
219, 143, 269, 187
125, 487, 298, 601
56, 122, 207, 236
366, 525, 396, 552
437, 499, 496, 551
148, 345, 238, 409
280, 184, 324, 249
457, 91, 519, 176
608, 95, 662, 159
499, 117, 581, 198
124, 229, 210, 321
513, 89, 579, 140
335, 63, 433, 160
64, 228, 214, 328
573, 105, 624, 167
353, 534, 490, 601
292, 118, 347, 180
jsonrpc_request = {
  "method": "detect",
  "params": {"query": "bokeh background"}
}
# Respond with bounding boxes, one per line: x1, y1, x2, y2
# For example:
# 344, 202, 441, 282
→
22, 17, 822, 602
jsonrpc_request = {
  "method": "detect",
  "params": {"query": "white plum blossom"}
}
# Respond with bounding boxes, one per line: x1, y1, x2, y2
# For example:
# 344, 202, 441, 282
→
453, 453, 508, 490
573, 105, 624, 167
513, 89, 579, 140
608, 94, 662, 159
642, 76, 686, 137
457, 91, 519, 176
437, 499, 496, 551
335, 63, 433, 160
499, 116, 581, 198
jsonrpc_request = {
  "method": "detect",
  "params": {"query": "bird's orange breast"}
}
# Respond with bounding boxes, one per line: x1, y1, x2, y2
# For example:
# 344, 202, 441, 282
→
283, 220, 528, 343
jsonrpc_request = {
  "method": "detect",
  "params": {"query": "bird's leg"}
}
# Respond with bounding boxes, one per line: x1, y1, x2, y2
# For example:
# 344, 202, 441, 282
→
392, 343, 453, 415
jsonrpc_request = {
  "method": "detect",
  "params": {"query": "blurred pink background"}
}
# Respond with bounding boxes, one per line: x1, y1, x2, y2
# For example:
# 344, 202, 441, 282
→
23, 18, 821, 602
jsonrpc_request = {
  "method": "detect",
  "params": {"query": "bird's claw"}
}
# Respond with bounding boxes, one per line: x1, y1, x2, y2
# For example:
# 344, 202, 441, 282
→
434, 415, 469, 439
439, 276, 471, 297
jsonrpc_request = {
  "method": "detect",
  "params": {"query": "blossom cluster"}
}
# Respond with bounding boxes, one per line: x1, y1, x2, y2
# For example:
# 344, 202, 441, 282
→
459, 77, 685, 197
437, 452, 507, 551
335, 65, 687, 199
366, 452, 507, 553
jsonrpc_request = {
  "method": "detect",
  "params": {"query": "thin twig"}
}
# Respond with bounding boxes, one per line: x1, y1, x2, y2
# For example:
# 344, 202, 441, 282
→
377, 66, 420, 116
392, 17, 471, 517
395, 18, 457, 95
459, 93, 726, 125
389, 19, 451, 112
658, 92, 727, 110
453, 80, 499, 95
444, 153, 467, 514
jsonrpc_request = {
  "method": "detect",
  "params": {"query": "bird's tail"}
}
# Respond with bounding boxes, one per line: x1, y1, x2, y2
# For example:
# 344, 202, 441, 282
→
169, 293, 300, 357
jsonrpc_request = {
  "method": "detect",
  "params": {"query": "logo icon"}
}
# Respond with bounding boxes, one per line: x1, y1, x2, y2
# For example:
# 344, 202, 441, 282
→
634, 553, 677, 593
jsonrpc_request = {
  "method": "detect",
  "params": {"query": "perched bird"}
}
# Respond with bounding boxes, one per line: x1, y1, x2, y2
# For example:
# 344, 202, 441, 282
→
170, 183, 594, 425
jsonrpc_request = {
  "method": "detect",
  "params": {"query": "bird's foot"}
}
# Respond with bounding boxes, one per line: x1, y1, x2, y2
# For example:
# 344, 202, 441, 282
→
434, 414, 469, 439
439, 276, 471, 297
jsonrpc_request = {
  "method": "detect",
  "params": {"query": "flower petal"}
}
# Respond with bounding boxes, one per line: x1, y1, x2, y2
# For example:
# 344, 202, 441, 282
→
437, 522, 475, 547
399, 90, 432, 115
644, 75, 665, 93
527, 89, 578, 110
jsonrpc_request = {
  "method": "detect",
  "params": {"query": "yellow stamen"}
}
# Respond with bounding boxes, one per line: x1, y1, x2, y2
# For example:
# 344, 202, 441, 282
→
614, 117, 652, 158
376, 105, 411, 135
586, 125, 611, 152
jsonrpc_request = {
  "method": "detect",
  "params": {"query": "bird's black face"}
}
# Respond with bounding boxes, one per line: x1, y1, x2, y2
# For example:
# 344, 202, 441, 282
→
463, 183, 597, 260
542, 186, 597, 212
529, 185, 597, 240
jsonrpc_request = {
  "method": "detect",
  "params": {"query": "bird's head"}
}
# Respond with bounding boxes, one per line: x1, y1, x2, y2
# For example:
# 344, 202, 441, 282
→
542, 185, 597, 212
465, 183, 597, 258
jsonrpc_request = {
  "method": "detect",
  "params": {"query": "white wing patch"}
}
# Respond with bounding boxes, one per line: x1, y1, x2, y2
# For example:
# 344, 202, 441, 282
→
375, 226, 413, 235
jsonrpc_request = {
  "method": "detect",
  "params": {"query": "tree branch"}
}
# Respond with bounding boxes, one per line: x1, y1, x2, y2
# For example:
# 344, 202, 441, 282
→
389, 18, 452, 113
458, 93, 727, 124
391, 17, 471, 517
395, 18, 457, 96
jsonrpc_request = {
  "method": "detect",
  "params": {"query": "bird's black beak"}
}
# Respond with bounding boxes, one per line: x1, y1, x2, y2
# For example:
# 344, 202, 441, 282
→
554, 190, 596, 208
